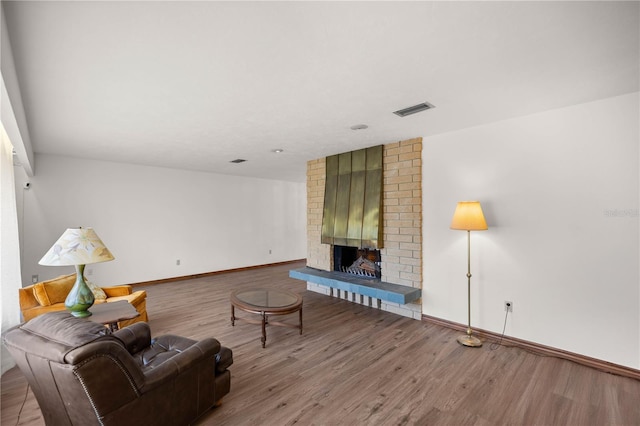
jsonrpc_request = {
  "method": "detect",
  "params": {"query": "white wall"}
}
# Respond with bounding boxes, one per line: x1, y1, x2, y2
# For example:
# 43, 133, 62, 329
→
17, 155, 306, 286
423, 92, 639, 369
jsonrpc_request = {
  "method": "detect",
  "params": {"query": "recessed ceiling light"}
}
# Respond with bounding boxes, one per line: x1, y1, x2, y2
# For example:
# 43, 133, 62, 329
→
350, 124, 369, 131
230, 159, 247, 163
271, 149, 284, 153
393, 102, 435, 117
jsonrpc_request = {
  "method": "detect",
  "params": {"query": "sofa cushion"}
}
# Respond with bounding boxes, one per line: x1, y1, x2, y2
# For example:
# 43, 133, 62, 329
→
86, 279, 107, 300
139, 335, 199, 368
32, 274, 75, 306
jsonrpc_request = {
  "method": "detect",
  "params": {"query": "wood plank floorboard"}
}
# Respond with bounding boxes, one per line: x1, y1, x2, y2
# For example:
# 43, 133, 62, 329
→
2, 260, 640, 425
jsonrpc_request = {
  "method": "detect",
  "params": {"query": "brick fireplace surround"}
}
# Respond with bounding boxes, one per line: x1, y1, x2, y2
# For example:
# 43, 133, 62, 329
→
304, 137, 423, 319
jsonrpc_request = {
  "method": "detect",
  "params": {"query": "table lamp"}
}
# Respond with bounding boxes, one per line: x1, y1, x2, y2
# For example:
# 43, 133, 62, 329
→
39, 227, 115, 317
450, 201, 488, 347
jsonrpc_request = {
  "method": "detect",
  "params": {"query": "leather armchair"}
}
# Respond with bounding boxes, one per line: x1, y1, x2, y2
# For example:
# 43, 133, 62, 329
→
3, 311, 233, 426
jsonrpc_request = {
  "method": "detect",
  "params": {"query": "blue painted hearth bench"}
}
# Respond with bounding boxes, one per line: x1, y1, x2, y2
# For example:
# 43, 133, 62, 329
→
289, 267, 421, 306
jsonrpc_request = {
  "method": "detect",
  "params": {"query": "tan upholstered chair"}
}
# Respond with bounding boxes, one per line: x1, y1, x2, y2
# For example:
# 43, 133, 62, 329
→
3, 311, 233, 426
18, 274, 148, 329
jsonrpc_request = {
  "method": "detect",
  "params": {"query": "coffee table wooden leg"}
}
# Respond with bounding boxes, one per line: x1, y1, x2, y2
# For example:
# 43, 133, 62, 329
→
261, 312, 267, 348
231, 304, 235, 326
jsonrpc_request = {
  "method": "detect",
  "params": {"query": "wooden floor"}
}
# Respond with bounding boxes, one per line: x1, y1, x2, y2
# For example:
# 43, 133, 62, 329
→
2, 260, 640, 425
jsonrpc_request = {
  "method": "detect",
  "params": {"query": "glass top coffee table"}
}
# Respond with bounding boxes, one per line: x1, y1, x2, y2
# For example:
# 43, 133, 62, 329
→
230, 288, 303, 348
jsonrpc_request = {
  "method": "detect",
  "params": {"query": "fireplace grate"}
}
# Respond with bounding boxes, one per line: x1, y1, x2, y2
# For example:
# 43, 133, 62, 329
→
341, 255, 380, 278
341, 265, 378, 278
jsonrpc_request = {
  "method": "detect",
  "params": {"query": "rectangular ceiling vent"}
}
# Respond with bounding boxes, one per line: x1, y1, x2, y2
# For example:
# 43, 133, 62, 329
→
393, 102, 435, 117
230, 159, 247, 163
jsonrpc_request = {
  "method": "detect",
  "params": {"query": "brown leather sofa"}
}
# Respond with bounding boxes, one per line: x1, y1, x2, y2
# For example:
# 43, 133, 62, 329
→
3, 311, 233, 425
19, 274, 148, 329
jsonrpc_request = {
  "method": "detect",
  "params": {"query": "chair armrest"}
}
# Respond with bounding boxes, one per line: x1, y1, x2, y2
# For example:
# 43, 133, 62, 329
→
103, 285, 133, 297
113, 322, 151, 354
126, 290, 147, 306
216, 346, 233, 373
105, 290, 147, 308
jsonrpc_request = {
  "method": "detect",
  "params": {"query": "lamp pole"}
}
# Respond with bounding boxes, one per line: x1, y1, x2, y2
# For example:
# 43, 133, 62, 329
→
466, 231, 472, 335
458, 230, 482, 347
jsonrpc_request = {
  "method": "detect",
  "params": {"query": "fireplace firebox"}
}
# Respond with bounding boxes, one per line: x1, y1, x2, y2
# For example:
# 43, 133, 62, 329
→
333, 245, 381, 279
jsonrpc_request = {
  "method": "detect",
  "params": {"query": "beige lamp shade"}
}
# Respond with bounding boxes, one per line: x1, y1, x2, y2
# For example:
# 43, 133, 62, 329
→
39, 228, 115, 266
450, 201, 488, 231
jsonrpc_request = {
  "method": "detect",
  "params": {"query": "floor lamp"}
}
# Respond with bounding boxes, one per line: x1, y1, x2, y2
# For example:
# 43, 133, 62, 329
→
450, 201, 488, 347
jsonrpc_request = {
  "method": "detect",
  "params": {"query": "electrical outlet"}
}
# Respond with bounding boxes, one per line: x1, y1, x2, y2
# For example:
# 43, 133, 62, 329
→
176, 259, 181, 266
504, 301, 513, 312
32, 275, 39, 284
269, 249, 272, 254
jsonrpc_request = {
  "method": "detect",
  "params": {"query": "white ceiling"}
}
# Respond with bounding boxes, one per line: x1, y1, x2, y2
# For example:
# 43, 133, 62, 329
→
3, 1, 639, 182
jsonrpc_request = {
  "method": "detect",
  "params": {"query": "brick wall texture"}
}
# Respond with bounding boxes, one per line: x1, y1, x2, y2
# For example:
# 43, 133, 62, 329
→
306, 158, 332, 271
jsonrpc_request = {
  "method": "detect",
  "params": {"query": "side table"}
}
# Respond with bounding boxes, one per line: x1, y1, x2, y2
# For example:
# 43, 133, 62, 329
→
85, 300, 140, 331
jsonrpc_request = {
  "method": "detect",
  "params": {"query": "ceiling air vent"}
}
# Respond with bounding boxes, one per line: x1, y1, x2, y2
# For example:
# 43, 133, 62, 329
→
393, 102, 435, 117
230, 159, 247, 163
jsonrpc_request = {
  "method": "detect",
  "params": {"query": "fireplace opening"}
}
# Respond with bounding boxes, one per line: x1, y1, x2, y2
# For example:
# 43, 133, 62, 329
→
333, 245, 381, 279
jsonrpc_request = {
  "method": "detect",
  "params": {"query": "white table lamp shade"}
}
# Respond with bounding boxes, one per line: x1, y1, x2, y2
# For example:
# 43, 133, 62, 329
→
39, 228, 114, 266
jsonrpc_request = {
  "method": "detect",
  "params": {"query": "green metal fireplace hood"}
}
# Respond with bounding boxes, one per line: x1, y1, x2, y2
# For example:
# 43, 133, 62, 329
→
321, 145, 383, 249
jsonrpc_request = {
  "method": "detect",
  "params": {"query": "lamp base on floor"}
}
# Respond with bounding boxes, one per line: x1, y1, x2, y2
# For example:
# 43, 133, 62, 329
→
457, 334, 482, 347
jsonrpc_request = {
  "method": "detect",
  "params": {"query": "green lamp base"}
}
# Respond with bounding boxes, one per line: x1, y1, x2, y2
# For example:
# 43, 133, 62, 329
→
66, 303, 94, 318
65, 264, 95, 318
